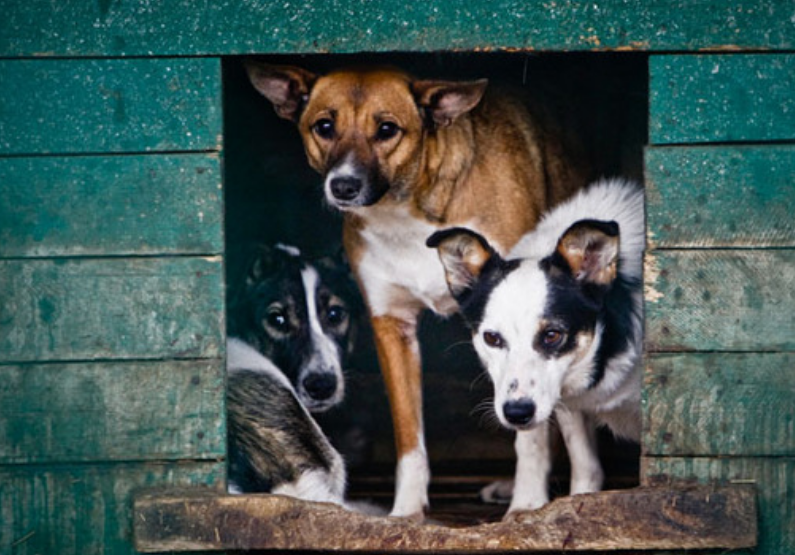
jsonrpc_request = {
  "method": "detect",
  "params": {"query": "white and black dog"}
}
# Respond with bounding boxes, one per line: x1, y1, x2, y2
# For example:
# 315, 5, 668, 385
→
225, 244, 362, 503
427, 178, 644, 515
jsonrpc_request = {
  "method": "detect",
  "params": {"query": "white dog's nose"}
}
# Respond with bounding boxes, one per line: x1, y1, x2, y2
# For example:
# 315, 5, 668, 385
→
502, 399, 536, 426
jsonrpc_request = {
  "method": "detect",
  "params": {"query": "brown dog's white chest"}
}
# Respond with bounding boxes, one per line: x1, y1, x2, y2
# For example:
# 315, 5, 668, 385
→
348, 204, 461, 319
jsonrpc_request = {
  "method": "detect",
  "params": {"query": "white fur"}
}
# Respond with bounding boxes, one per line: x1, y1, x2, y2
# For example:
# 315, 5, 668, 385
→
227, 337, 292, 389
324, 154, 357, 206
391, 441, 430, 518
272, 466, 346, 505
476, 178, 644, 513
299, 265, 345, 409
354, 203, 461, 319
511, 424, 552, 510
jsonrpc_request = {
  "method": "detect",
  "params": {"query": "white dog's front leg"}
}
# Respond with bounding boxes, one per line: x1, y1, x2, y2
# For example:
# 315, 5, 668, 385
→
508, 422, 551, 514
556, 408, 604, 495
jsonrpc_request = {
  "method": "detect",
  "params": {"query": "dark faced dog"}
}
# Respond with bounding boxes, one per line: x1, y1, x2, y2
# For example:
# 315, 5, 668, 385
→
227, 244, 361, 412
245, 62, 592, 518
226, 244, 362, 502
428, 179, 644, 516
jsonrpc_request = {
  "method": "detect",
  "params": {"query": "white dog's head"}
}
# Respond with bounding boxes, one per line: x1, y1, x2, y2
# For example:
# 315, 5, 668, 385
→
427, 220, 627, 431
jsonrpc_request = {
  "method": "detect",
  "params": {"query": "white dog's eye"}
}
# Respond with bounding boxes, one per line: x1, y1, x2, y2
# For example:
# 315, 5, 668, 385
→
482, 330, 506, 349
541, 328, 564, 348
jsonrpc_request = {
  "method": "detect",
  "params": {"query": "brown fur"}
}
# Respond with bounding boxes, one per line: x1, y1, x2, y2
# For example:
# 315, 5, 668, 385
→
246, 61, 591, 517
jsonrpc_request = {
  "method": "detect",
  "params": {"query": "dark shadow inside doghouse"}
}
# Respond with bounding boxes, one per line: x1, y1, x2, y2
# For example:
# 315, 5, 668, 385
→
222, 51, 647, 524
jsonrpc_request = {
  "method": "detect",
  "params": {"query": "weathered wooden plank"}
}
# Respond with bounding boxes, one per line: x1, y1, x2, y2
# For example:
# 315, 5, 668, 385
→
0, 154, 222, 258
0, 360, 224, 464
644, 250, 795, 352
643, 457, 794, 555
650, 54, 795, 144
646, 145, 795, 248
643, 353, 795, 457
0, 1, 792, 57
0, 257, 223, 362
0, 58, 222, 155
0, 462, 225, 555
134, 485, 755, 552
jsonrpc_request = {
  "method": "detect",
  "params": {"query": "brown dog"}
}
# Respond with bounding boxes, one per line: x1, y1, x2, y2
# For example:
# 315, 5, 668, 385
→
246, 61, 591, 518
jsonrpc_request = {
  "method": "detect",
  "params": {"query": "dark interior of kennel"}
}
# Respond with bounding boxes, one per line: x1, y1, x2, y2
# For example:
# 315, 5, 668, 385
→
222, 52, 648, 523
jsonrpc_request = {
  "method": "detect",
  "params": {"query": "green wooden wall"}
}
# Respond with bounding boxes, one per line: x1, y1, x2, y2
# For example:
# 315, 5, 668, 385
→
0, 58, 226, 555
1, 1, 794, 553
0, 0, 792, 55
644, 54, 795, 555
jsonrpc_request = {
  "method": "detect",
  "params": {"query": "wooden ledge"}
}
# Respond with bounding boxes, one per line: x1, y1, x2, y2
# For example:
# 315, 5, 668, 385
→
134, 485, 756, 552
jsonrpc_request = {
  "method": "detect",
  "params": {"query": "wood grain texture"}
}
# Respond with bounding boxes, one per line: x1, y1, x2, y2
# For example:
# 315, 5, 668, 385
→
0, 462, 225, 555
643, 353, 795, 457
644, 250, 795, 352
0, 154, 222, 258
0, 1, 792, 56
0, 257, 224, 363
650, 54, 795, 144
0, 360, 224, 464
134, 485, 756, 552
0, 58, 222, 155
643, 457, 794, 555
646, 145, 795, 248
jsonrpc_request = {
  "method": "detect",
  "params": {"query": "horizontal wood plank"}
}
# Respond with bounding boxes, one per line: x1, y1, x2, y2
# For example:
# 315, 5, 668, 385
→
0, 154, 222, 258
643, 457, 793, 555
0, 257, 224, 362
650, 54, 795, 144
644, 250, 795, 352
0, 1, 792, 56
0, 462, 225, 555
643, 353, 795, 457
646, 145, 795, 248
134, 485, 756, 552
0, 58, 222, 155
0, 360, 224, 464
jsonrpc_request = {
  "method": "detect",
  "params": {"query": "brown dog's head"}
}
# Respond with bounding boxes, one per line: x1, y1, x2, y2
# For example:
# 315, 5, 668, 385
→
245, 62, 487, 211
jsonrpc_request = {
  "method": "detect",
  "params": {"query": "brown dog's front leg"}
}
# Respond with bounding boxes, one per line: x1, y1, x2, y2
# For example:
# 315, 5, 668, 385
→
371, 313, 429, 519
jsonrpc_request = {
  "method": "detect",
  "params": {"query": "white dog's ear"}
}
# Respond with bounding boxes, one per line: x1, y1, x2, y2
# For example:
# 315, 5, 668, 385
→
427, 227, 496, 296
556, 219, 620, 285
244, 61, 318, 122
412, 79, 488, 127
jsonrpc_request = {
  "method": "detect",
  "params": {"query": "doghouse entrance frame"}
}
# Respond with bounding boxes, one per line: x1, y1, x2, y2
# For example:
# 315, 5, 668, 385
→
2, 2, 793, 553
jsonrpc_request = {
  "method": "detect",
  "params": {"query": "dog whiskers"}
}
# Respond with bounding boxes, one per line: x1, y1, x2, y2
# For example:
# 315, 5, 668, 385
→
471, 397, 501, 430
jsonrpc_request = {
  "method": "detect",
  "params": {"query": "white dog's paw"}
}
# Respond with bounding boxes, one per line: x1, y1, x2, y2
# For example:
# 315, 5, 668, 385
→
479, 479, 514, 505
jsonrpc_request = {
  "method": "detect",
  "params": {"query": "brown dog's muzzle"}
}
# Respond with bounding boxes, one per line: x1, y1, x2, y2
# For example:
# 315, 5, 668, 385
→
324, 155, 391, 209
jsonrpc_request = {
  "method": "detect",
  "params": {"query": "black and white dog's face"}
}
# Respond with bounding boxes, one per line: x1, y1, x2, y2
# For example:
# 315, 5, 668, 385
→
228, 244, 361, 412
427, 221, 621, 431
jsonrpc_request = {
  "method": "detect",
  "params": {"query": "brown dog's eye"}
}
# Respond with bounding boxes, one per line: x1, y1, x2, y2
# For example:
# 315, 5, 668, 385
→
313, 118, 335, 140
483, 330, 506, 349
375, 121, 400, 141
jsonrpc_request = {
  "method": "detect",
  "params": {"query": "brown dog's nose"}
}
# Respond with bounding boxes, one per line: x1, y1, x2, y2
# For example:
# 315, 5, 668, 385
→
329, 176, 362, 202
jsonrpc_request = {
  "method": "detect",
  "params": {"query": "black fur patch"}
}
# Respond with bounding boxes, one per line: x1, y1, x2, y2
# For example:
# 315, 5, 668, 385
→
536, 260, 602, 359
226, 245, 361, 387
539, 253, 638, 387
456, 256, 520, 329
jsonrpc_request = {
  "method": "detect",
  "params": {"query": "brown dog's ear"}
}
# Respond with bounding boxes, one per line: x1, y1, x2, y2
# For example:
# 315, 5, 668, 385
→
412, 79, 488, 127
427, 227, 496, 296
556, 220, 620, 286
244, 61, 318, 122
